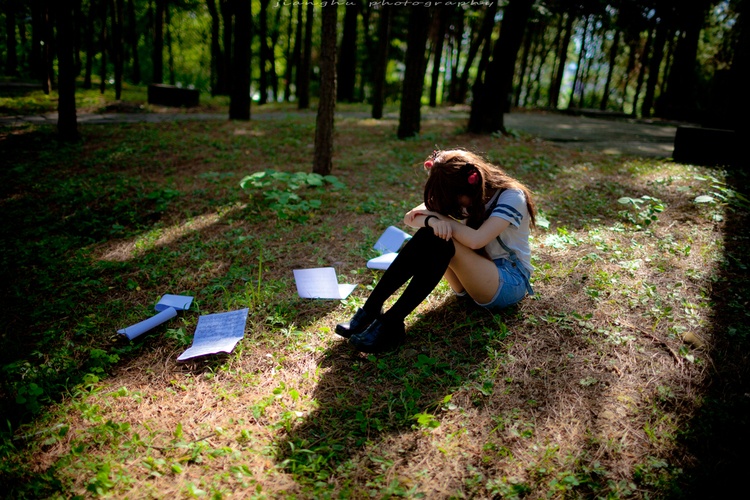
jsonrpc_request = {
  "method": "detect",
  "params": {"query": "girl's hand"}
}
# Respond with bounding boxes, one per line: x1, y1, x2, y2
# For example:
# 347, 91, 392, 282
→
428, 218, 453, 241
404, 208, 440, 226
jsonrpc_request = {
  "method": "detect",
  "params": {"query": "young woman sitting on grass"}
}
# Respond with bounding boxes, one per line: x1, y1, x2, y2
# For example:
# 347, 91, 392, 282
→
336, 148, 537, 354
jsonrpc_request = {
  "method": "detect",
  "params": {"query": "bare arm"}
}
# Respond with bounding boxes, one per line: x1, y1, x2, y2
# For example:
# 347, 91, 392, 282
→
403, 203, 511, 246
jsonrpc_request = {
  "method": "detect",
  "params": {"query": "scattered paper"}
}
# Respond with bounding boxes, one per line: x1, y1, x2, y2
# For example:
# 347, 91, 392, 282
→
373, 226, 411, 254
367, 252, 399, 270
177, 308, 249, 361
368, 226, 411, 270
155, 294, 193, 311
118, 294, 194, 340
293, 267, 357, 299
118, 307, 177, 340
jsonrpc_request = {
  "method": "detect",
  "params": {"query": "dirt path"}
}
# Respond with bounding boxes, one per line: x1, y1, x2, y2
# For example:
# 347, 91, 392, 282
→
1, 108, 679, 158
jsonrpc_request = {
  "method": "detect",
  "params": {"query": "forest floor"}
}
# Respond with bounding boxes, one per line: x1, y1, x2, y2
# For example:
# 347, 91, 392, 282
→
1, 94, 748, 499
0, 102, 681, 159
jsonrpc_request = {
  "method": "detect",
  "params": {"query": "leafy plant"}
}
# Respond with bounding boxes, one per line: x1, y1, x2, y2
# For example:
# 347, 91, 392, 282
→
618, 195, 665, 229
240, 170, 345, 221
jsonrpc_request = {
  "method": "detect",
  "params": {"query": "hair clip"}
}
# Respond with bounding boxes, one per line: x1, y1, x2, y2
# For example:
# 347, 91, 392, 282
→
468, 171, 480, 185
424, 160, 434, 169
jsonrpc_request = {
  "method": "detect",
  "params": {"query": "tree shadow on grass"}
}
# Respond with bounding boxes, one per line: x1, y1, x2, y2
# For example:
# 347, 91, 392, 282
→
678, 166, 750, 497
271, 298, 510, 486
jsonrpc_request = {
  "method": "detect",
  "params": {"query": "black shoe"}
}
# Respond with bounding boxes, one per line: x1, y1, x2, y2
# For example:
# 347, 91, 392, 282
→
349, 318, 406, 354
335, 307, 381, 339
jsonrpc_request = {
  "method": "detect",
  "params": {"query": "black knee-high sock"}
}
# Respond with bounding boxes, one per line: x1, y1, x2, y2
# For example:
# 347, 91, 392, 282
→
363, 228, 455, 322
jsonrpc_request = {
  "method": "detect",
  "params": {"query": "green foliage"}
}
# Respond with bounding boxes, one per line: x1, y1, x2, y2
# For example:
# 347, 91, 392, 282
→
240, 170, 345, 222
617, 195, 665, 229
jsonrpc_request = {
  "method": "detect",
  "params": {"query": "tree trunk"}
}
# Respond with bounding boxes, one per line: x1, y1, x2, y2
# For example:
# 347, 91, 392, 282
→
371, 5, 391, 119
297, 2, 313, 109
99, 0, 108, 94
337, 2, 358, 102
656, 0, 712, 120
358, 2, 374, 102
600, 25, 621, 110
30, 0, 45, 85
258, 0, 270, 104
56, 0, 79, 141
268, 6, 282, 101
207, 0, 223, 95
531, 23, 554, 106
455, 1, 497, 104
283, 1, 295, 101
5, 0, 19, 76
548, 12, 574, 109
126, 0, 140, 83
83, 0, 94, 89
429, 8, 448, 107
111, 0, 124, 100
165, 2, 175, 85
229, 0, 251, 120
446, 7, 463, 102
397, 6, 431, 139
641, 17, 669, 118
313, 4, 337, 176
569, 15, 591, 109
632, 27, 653, 117
153, 0, 164, 84
515, 21, 536, 107
220, 0, 233, 95
468, 0, 533, 134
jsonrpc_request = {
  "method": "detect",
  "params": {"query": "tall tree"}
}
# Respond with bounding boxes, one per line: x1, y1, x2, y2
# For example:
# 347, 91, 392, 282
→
371, 5, 392, 119
600, 21, 622, 110
656, 0, 713, 120
98, 0, 107, 93
641, 12, 670, 117
454, 2, 498, 104
569, 15, 592, 108
153, 0, 165, 83
111, 0, 124, 100
207, 0, 223, 94
548, 11, 574, 108
4, 0, 19, 76
165, 1, 175, 85
229, 0, 251, 120
313, 5, 338, 175
429, 7, 449, 107
283, 1, 296, 101
397, 6, 432, 139
297, 2, 313, 109
468, 0, 533, 134
258, 0, 270, 104
56, 0, 79, 141
83, 0, 95, 89
220, 0, 234, 94
126, 0, 141, 83
337, 2, 358, 102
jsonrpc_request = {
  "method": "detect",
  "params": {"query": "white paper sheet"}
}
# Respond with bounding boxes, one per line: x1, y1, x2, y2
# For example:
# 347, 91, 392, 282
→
177, 308, 249, 361
118, 307, 177, 340
367, 252, 399, 270
293, 267, 356, 299
373, 226, 411, 254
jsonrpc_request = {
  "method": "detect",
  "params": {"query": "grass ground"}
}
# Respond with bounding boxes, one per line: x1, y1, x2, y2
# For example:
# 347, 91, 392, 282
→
1, 98, 749, 499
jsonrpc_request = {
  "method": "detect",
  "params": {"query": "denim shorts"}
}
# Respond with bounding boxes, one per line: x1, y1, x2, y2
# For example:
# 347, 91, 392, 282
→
475, 258, 530, 311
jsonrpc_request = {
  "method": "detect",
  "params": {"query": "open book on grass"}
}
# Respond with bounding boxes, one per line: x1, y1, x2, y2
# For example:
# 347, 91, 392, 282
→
367, 226, 412, 270
293, 267, 357, 299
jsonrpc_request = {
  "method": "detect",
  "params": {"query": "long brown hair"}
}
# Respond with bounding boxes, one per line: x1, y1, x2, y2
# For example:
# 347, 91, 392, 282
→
423, 149, 537, 229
